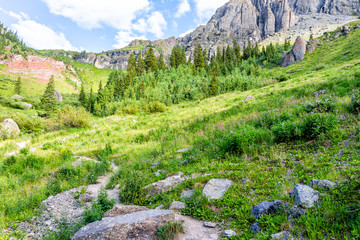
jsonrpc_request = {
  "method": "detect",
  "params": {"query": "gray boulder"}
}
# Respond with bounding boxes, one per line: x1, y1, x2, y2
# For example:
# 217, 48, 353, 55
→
1, 119, 20, 137
222, 230, 236, 238
250, 223, 261, 234
202, 179, 233, 200
251, 200, 282, 219
281, 36, 307, 67
20, 102, 33, 109
54, 89, 62, 101
309, 180, 337, 190
176, 148, 189, 153
144, 173, 185, 197
169, 201, 186, 210
180, 189, 194, 199
242, 96, 255, 102
204, 222, 217, 228
72, 209, 174, 240
12, 94, 23, 100
289, 205, 306, 219
271, 231, 294, 240
293, 184, 319, 208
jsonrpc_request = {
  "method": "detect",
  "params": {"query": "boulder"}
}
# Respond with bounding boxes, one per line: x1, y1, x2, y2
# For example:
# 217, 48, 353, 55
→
155, 169, 166, 176
293, 184, 319, 208
144, 173, 185, 197
251, 200, 282, 219
289, 205, 306, 219
150, 162, 160, 168
306, 44, 316, 53
202, 179, 233, 200
204, 222, 217, 228
309, 180, 337, 190
281, 52, 296, 67
291, 36, 307, 61
222, 230, 236, 238
54, 89, 62, 101
271, 231, 294, 240
103, 205, 148, 218
242, 96, 255, 102
20, 102, 33, 109
169, 201, 186, 210
12, 94, 23, 100
176, 148, 189, 153
250, 223, 261, 234
1, 119, 20, 137
71, 209, 174, 240
342, 26, 350, 35
180, 189, 194, 199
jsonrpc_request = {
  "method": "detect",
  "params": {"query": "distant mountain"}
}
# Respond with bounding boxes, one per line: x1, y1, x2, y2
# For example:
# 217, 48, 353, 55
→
74, 0, 360, 69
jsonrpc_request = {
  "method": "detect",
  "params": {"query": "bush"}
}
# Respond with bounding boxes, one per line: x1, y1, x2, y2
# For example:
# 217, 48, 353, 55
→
348, 89, 360, 114
272, 120, 302, 143
121, 105, 140, 115
57, 106, 92, 128
10, 114, 45, 133
304, 95, 336, 113
83, 188, 115, 224
145, 101, 166, 113
118, 169, 148, 205
156, 221, 184, 240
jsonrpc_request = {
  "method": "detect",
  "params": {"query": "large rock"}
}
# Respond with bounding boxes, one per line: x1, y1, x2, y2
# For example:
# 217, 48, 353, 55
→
54, 89, 62, 101
287, 0, 360, 15
12, 94, 23, 100
309, 180, 337, 190
1, 119, 20, 137
293, 184, 319, 208
202, 179, 233, 200
281, 36, 307, 67
281, 52, 296, 67
144, 173, 185, 197
251, 200, 282, 219
72, 209, 174, 240
20, 102, 33, 109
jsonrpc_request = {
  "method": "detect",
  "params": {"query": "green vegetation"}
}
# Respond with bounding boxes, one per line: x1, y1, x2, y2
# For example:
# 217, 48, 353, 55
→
0, 22, 360, 240
156, 221, 184, 240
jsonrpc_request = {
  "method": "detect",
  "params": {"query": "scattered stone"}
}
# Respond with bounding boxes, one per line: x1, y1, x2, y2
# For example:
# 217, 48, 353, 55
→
202, 179, 233, 200
251, 200, 282, 219
289, 205, 306, 219
250, 223, 261, 234
1, 119, 21, 137
271, 231, 294, 240
355, 23, 360, 29
293, 184, 319, 208
144, 173, 185, 197
333, 31, 342, 38
103, 205, 148, 218
340, 114, 347, 121
72, 210, 174, 240
54, 89, 62, 101
169, 201, 186, 210
151, 162, 160, 168
312, 89, 327, 97
309, 180, 337, 190
12, 94, 23, 100
222, 230, 236, 238
204, 222, 217, 228
176, 148, 189, 153
20, 102, 33, 109
242, 96, 255, 102
181, 189, 194, 199
155, 169, 166, 176
240, 178, 249, 183
175, 214, 220, 240
342, 25, 350, 35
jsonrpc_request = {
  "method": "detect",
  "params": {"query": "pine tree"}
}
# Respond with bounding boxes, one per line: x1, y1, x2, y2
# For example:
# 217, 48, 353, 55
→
284, 39, 291, 51
243, 38, 253, 60
233, 39, 242, 65
181, 46, 187, 65
145, 46, 157, 72
40, 76, 57, 113
127, 52, 136, 80
194, 41, 205, 70
216, 46, 223, 64
209, 67, 218, 96
136, 52, 145, 76
79, 84, 87, 106
88, 87, 93, 112
14, 77, 21, 95
139, 80, 146, 99
158, 52, 166, 71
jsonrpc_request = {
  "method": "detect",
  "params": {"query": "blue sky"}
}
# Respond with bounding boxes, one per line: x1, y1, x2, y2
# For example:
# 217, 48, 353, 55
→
0, 0, 228, 52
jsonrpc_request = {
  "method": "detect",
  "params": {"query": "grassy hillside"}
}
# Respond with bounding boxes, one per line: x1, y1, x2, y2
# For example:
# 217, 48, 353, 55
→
0, 23, 360, 239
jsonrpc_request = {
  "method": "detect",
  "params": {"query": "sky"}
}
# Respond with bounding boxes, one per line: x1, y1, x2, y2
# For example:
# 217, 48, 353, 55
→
0, 0, 229, 52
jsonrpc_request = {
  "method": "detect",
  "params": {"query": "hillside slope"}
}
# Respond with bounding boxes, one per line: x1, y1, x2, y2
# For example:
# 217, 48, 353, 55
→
0, 22, 359, 239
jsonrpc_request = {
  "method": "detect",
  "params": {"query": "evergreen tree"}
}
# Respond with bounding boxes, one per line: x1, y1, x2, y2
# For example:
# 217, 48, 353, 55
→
243, 38, 253, 60
127, 52, 136, 80
139, 80, 146, 99
233, 39, 242, 65
181, 46, 187, 65
253, 43, 260, 58
216, 46, 223, 64
88, 87, 93, 112
98, 81, 103, 92
209, 67, 218, 96
136, 52, 145, 76
144, 46, 157, 72
79, 84, 87, 106
14, 77, 21, 95
158, 52, 166, 71
194, 41, 205, 70
40, 76, 57, 113
284, 39, 291, 51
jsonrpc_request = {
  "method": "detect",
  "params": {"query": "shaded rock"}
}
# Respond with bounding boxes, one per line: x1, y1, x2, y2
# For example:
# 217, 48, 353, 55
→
312, 90, 326, 97
203, 179, 233, 200
281, 52, 296, 67
54, 89, 62, 102
242, 96, 255, 102
342, 25, 350, 35
204, 222, 217, 228
334, 31, 342, 39
289, 205, 306, 219
103, 205, 148, 218
71, 210, 174, 240
222, 230, 236, 238
176, 148, 189, 153
292, 36, 307, 61
180, 189, 194, 199
12, 94, 23, 100
169, 201, 186, 210
271, 231, 294, 240
306, 44, 316, 53
144, 173, 185, 197
293, 184, 319, 208
1, 119, 20, 137
250, 223, 261, 234
355, 24, 360, 29
151, 162, 160, 168
309, 180, 337, 190
251, 200, 282, 219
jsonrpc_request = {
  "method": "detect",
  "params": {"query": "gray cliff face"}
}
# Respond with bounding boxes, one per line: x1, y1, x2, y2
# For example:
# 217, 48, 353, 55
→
74, 0, 360, 69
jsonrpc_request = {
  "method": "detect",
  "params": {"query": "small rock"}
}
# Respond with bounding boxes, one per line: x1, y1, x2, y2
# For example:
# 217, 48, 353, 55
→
240, 178, 249, 183
144, 173, 185, 197
20, 102, 33, 109
54, 89, 62, 101
204, 222, 217, 228
250, 223, 261, 234
242, 96, 255, 102
289, 205, 306, 219
176, 148, 189, 153
293, 184, 319, 208
180, 189, 194, 199
155, 169, 166, 176
78, 193, 92, 203
203, 179, 233, 200
309, 180, 337, 190
271, 231, 294, 240
169, 201, 186, 210
12, 94, 23, 100
306, 44, 316, 53
251, 200, 282, 219
222, 230, 236, 238
151, 162, 160, 168
312, 90, 326, 97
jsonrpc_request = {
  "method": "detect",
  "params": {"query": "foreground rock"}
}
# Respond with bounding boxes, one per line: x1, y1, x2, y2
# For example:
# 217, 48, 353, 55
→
271, 231, 294, 240
251, 200, 282, 219
203, 179, 233, 200
144, 173, 185, 197
293, 184, 319, 208
281, 36, 307, 67
309, 180, 337, 190
1, 119, 20, 137
72, 209, 174, 240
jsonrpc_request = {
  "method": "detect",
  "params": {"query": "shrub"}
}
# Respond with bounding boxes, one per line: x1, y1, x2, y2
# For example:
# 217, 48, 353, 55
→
121, 105, 140, 115
304, 95, 336, 113
301, 113, 339, 140
276, 74, 289, 82
57, 106, 92, 128
156, 221, 184, 240
272, 120, 302, 143
118, 169, 148, 205
348, 90, 360, 114
83, 188, 115, 224
10, 114, 45, 133
145, 101, 166, 113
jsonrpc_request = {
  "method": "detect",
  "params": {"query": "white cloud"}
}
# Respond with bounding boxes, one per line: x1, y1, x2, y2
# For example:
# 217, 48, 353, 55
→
113, 31, 146, 49
41, 0, 151, 30
133, 11, 167, 38
175, 0, 191, 18
192, 0, 228, 23
179, 28, 195, 37
12, 20, 78, 50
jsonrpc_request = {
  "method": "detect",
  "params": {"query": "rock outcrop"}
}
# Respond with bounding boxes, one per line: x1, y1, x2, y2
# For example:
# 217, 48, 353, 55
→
1, 119, 20, 137
288, 0, 360, 15
202, 179, 233, 200
144, 173, 185, 197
